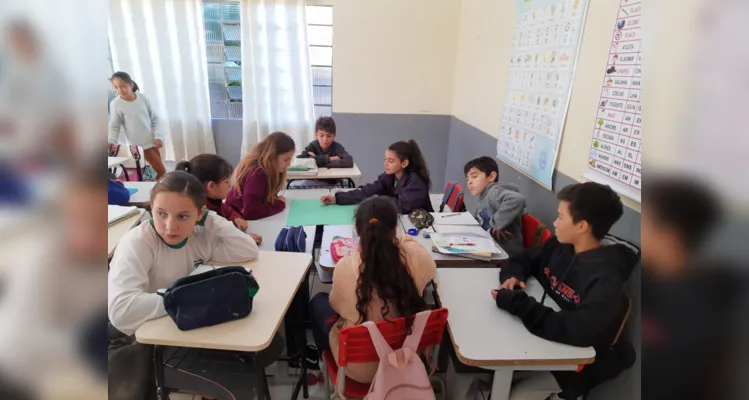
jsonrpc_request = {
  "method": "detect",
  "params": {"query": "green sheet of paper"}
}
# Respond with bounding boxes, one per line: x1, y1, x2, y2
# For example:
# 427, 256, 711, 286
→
286, 199, 356, 226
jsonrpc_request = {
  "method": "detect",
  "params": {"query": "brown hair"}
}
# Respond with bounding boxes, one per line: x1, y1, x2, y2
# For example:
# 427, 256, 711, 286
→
232, 132, 296, 203
176, 154, 233, 185
150, 171, 207, 210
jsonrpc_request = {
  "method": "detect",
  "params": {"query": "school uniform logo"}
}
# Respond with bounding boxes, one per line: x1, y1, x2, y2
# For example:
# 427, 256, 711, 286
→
478, 210, 492, 231
543, 267, 581, 305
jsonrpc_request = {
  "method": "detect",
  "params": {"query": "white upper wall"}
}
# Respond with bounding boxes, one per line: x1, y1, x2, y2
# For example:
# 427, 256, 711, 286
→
330, 0, 460, 115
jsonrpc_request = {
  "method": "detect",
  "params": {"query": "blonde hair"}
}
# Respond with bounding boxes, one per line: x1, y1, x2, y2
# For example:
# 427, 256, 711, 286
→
232, 132, 296, 203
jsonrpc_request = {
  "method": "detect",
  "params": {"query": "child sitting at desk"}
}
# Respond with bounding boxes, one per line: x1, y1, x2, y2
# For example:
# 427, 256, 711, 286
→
491, 182, 639, 400
464, 156, 526, 256
309, 196, 436, 384
297, 116, 353, 168
108, 171, 258, 398
226, 131, 296, 220
320, 140, 433, 214
177, 154, 262, 244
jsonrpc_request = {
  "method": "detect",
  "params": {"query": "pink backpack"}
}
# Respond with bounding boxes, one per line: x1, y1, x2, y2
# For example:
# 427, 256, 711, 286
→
330, 236, 358, 264
362, 311, 435, 400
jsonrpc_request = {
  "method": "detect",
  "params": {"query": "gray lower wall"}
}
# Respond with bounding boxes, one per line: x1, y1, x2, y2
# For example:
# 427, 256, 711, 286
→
211, 118, 243, 166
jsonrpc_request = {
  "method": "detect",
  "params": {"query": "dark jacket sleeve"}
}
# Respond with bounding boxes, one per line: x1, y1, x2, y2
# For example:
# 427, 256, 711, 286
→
392, 174, 431, 214
335, 174, 388, 205
298, 141, 330, 166
326, 142, 354, 168
499, 237, 553, 283
506, 275, 624, 347
240, 168, 286, 220
108, 179, 130, 206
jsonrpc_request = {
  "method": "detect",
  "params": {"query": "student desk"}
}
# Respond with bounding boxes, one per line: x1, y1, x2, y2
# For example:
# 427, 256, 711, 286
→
398, 215, 508, 266
435, 268, 595, 400
317, 225, 355, 283
286, 163, 361, 189
123, 181, 156, 208
107, 208, 147, 258
135, 251, 313, 400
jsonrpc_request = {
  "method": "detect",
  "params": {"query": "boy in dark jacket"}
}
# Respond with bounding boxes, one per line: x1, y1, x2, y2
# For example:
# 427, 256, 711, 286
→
464, 156, 526, 256
298, 116, 353, 168
492, 182, 639, 400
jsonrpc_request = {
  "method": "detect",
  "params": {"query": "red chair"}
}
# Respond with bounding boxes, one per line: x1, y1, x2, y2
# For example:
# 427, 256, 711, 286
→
439, 181, 466, 212
521, 213, 553, 249
322, 308, 449, 399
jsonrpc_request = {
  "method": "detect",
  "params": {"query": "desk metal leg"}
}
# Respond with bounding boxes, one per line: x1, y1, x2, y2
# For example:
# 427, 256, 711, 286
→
490, 369, 514, 400
153, 346, 167, 400
253, 354, 265, 400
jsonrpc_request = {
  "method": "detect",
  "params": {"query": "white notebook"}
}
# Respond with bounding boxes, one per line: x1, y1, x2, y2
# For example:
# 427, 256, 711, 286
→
107, 205, 139, 226
433, 225, 489, 236
430, 212, 479, 226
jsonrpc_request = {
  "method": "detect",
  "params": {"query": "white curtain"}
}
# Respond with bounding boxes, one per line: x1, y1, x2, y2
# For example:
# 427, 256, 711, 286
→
240, 0, 316, 155
108, 0, 216, 161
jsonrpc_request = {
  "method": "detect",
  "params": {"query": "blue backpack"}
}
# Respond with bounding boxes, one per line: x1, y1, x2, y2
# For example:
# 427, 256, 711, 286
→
275, 226, 307, 253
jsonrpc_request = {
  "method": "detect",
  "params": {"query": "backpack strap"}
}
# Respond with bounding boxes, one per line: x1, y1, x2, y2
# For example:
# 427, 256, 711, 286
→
402, 310, 431, 351
362, 321, 395, 361
440, 182, 457, 212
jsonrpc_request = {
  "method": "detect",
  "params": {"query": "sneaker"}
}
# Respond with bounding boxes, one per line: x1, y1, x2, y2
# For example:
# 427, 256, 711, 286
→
546, 393, 582, 400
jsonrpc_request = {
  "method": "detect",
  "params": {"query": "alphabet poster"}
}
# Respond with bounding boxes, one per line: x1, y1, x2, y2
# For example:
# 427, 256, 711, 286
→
497, 0, 590, 189
583, 0, 643, 202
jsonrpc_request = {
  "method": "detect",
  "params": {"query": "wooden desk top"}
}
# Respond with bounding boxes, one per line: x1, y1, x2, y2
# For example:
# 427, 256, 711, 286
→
436, 268, 595, 367
107, 209, 147, 258
287, 163, 361, 180
135, 251, 312, 352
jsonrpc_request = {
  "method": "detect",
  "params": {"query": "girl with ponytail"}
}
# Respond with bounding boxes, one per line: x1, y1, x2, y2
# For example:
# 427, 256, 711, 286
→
320, 139, 433, 213
308, 196, 436, 383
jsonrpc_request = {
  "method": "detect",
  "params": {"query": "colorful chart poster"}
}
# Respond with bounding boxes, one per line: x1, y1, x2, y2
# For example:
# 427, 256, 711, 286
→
583, 0, 643, 202
497, 0, 590, 189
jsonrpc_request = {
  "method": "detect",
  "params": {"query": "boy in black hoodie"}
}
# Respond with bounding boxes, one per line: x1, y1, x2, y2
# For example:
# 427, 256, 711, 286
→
492, 182, 639, 400
298, 116, 354, 168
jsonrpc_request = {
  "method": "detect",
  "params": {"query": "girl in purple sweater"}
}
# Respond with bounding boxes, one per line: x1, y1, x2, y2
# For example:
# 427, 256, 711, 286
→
225, 132, 296, 220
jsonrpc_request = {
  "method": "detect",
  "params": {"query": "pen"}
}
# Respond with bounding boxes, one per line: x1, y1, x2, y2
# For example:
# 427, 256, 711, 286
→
449, 243, 475, 246
442, 213, 461, 218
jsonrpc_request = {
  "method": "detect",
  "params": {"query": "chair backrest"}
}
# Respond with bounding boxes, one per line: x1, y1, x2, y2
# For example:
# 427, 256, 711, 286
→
440, 181, 466, 213
611, 295, 632, 346
337, 308, 449, 367
521, 213, 552, 249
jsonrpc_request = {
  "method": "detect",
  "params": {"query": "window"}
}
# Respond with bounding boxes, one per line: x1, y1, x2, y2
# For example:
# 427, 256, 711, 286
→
306, 5, 333, 118
202, 1, 242, 119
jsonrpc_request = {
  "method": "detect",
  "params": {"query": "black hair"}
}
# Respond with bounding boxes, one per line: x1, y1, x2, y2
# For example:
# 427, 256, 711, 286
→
354, 196, 427, 331
315, 116, 336, 135
464, 156, 499, 183
176, 154, 233, 185
150, 171, 206, 210
111, 71, 140, 92
557, 182, 623, 240
388, 140, 431, 189
642, 176, 721, 248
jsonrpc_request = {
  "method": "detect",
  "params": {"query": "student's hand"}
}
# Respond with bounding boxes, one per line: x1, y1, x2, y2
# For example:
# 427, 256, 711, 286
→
233, 217, 248, 231
278, 195, 287, 204
153, 139, 163, 149
329, 156, 341, 162
491, 228, 513, 241
500, 277, 526, 291
320, 194, 336, 205
308, 151, 316, 157
493, 288, 528, 314
108, 143, 118, 154
249, 233, 263, 244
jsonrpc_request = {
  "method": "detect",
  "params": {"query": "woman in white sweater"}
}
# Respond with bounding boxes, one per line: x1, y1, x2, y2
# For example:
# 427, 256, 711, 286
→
108, 71, 167, 179
108, 170, 259, 335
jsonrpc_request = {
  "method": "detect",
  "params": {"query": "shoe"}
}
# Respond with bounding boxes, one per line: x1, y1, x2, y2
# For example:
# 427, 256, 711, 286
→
546, 393, 582, 400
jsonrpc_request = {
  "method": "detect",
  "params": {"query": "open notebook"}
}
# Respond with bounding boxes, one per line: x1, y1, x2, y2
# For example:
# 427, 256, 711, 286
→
107, 205, 140, 226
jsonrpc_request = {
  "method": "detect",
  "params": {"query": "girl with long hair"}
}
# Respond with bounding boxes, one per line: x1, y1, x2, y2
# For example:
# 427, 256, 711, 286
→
309, 196, 436, 383
320, 139, 433, 213
225, 132, 296, 220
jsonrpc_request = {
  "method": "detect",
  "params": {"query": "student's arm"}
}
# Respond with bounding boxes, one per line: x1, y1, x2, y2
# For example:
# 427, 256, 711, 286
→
143, 95, 164, 143
326, 143, 354, 168
329, 258, 359, 323
108, 102, 122, 144
241, 170, 286, 220
299, 142, 331, 167
497, 275, 623, 347
205, 213, 259, 262
108, 179, 131, 206
498, 238, 551, 284
297, 143, 314, 159
490, 190, 526, 230
334, 175, 387, 205
107, 234, 165, 336
220, 201, 243, 223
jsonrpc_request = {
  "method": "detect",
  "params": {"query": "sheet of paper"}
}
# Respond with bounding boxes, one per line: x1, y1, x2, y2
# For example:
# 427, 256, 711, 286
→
107, 205, 138, 225
430, 232, 497, 254
431, 212, 479, 226
433, 225, 490, 236
286, 199, 357, 226
190, 264, 230, 276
